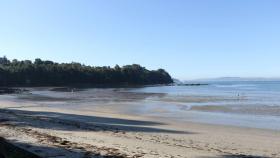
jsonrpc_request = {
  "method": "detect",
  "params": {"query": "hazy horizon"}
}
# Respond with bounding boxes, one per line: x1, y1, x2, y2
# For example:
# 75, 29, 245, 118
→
185, 76, 280, 81
1, 0, 280, 80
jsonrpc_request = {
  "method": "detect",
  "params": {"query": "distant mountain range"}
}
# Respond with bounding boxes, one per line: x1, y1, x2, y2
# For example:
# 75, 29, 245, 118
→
172, 77, 280, 84
187, 77, 280, 82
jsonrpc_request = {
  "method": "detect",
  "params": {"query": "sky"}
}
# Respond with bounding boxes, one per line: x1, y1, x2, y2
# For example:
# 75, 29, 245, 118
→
0, 0, 280, 80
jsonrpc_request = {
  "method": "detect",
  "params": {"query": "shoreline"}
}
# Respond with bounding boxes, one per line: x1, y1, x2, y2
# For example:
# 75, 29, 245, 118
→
0, 88, 280, 158
0, 105, 279, 158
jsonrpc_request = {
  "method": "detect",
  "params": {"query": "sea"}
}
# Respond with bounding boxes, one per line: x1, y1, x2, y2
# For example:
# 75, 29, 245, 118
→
124, 80, 280, 130
2, 80, 280, 130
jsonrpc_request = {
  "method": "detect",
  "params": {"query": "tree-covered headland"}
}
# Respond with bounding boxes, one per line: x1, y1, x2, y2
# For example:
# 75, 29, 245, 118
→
0, 56, 173, 86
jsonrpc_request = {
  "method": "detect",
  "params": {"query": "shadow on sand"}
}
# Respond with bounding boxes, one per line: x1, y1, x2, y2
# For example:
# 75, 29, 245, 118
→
0, 108, 193, 134
200, 154, 270, 158
0, 137, 127, 158
0, 137, 40, 158
0, 108, 193, 157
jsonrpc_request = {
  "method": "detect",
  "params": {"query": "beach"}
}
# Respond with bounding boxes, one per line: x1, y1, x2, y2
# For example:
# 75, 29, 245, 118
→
0, 86, 280, 158
1, 0, 280, 157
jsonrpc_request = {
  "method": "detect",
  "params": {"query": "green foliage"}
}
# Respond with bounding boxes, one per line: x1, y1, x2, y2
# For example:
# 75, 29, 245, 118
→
0, 57, 173, 86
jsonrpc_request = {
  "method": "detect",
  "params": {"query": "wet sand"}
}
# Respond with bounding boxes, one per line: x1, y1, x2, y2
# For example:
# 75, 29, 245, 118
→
0, 89, 280, 158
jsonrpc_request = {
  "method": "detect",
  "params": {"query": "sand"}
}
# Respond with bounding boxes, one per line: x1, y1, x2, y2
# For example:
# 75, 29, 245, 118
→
0, 93, 280, 158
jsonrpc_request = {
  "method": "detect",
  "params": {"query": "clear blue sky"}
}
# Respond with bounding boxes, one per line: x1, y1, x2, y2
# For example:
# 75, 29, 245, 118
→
0, 0, 280, 80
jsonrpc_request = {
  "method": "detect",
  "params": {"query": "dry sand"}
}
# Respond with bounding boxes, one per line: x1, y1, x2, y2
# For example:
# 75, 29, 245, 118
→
0, 94, 280, 158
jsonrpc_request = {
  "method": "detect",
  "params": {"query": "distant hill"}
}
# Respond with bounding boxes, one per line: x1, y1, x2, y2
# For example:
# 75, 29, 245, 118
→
188, 77, 280, 82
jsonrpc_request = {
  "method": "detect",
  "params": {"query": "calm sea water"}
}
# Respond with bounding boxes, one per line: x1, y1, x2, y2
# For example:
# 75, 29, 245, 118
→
125, 81, 280, 130
3, 81, 280, 130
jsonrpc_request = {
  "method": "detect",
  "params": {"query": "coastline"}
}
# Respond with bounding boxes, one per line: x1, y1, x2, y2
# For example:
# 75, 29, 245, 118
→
0, 101, 279, 158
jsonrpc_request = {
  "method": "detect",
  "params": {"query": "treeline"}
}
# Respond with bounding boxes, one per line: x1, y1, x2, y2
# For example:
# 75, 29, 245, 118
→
0, 56, 173, 86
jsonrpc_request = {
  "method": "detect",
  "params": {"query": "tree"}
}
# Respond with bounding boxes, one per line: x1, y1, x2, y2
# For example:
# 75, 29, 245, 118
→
0, 56, 10, 65
0, 57, 173, 86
